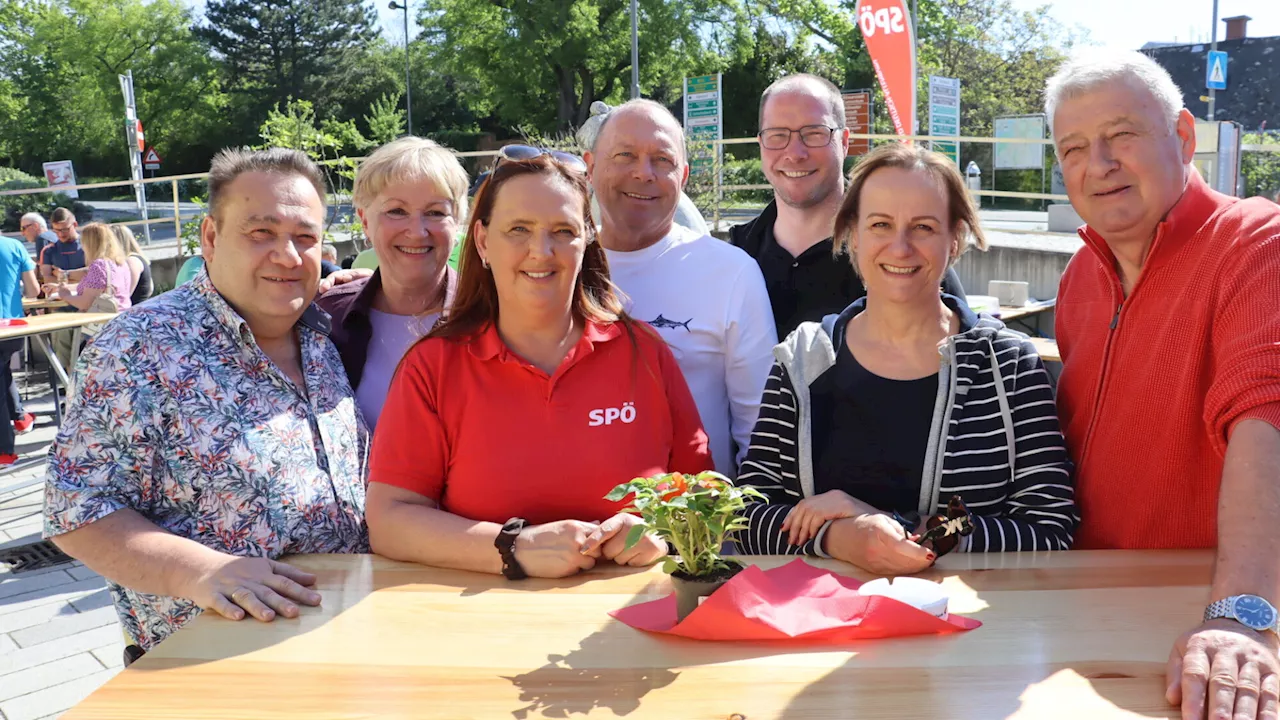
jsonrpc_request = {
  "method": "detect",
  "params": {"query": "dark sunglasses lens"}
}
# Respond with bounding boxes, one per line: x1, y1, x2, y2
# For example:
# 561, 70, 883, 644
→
551, 151, 586, 171
501, 144, 542, 161
922, 515, 960, 557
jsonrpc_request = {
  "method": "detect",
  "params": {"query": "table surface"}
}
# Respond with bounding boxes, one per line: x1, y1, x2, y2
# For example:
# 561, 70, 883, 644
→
0, 311, 117, 340
63, 551, 1209, 719
1029, 335, 1061, 362
997, 298, 1057, 321
22, 297, 70, 311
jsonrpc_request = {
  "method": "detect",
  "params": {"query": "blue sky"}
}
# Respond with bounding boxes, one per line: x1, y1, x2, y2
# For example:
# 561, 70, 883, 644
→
1012, 0, 1277, 49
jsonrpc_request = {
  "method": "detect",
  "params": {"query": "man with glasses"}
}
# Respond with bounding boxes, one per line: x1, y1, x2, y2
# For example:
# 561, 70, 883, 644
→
730, 74, 965, 340
39, 207, 86, 284
19, 213, 57, 282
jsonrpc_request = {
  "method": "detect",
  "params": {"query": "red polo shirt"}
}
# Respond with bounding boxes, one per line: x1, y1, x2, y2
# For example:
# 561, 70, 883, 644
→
1057, 172, 1280, 549
370, 319, 713, 525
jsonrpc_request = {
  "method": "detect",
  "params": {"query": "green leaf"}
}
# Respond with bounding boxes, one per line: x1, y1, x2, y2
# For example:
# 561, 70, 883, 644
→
623, 523, 646, 551
604, 485, 631, 502
661, 557, 679, 574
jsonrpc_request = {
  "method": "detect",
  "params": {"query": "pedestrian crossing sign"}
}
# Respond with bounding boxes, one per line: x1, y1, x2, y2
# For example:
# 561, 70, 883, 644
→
1206, 51, 1227, 90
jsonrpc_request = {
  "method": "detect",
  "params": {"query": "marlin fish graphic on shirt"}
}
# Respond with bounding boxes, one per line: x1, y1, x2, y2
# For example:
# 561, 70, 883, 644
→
648, 314, 692, 331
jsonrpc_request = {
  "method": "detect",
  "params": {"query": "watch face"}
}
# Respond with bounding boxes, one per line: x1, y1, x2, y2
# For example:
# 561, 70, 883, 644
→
1233, 596, 1278, 631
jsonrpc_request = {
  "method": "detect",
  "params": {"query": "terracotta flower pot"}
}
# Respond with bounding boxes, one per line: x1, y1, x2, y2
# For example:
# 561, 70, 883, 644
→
671, 562, 744, 622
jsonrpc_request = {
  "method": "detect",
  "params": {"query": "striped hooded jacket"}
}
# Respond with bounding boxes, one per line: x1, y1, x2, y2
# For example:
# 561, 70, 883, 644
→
734, 296, 1079, 556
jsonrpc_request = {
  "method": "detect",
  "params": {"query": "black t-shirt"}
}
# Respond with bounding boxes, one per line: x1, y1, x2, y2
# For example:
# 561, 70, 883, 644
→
810, 339, 939, 513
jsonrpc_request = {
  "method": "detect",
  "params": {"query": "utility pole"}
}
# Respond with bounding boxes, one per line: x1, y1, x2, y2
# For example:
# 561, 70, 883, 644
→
389, 0, 413, 134
118, 71, 151, 245
1207, 0, 1219, 121
630, 0, 639, 99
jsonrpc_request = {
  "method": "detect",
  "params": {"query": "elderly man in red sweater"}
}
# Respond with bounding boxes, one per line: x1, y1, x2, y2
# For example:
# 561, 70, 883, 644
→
1048, 50, 1280, 720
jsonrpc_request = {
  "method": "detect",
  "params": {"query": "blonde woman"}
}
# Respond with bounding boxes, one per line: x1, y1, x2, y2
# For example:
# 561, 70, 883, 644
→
55, 223, 132, 313
316, 137, 469, 429
114, 226, 153, 305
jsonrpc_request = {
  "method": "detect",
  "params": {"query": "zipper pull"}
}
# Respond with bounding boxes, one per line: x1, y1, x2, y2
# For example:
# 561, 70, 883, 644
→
1109, 302, 1123, 330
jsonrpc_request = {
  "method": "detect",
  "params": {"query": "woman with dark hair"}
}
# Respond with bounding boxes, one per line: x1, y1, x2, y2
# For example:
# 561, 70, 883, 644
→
366, 152, 712, 579
735, 142, 1078, 574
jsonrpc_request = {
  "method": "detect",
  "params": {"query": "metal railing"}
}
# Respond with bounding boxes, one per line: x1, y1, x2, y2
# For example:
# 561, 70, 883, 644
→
4, 132, 1278, 244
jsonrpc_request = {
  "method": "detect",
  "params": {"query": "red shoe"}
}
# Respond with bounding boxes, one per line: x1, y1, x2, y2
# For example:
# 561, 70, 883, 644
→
0, 454, 17, 466
13, 413, 35, 434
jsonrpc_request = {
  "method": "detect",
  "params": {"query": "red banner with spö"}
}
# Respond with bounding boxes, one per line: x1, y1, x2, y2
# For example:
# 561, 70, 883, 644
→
855, 0, 917, 138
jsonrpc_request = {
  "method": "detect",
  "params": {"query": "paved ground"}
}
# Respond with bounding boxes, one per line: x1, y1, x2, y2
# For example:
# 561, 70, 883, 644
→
0, 374, 122, 720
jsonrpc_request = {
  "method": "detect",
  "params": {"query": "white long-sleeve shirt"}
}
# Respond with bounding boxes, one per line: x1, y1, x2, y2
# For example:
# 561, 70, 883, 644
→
605, 225, 777, 476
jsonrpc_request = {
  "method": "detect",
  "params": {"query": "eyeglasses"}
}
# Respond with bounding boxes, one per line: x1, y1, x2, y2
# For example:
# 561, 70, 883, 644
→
493, 145, 587, 173
52, 223, 75, 234
19, 223, 35, 232
916, 495, 975, 558
758, 125, 841, 150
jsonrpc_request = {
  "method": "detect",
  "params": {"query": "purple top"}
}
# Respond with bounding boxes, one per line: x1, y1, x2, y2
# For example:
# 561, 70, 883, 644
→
79, 259, 133, 310
355, 308, 439, 429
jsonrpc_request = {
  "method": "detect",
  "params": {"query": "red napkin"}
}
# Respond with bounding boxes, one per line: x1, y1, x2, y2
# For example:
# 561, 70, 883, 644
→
610, 559, 980, 642
0, 319, 28, 327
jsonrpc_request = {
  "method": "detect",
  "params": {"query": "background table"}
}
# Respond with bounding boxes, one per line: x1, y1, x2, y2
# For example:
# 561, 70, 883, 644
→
22, 297, 70, 312
63, 551, 1210, 719
1029, 336, 1061, 362
0, 312, 118, 419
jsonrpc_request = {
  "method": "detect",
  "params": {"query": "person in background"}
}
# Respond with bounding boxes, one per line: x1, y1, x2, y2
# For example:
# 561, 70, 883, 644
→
116, 226, 153, 305
51, 223, 132, 314
730, 74, 965, 340
366, 152, 711, 579
59, 226, 153, 306
40, 207, 85, 282
316, 137, 465, 430
0, 229, 40, 465
583, 99, 777, 478
19, 213, 57, 283
320, 243, 340, 278
1047, 50, 1280, 720
44, 147, 369, 660
735, 142, 1075, 570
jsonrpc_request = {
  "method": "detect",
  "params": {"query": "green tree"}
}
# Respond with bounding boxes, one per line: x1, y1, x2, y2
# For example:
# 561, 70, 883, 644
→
198, 0, 380, 126
0, 0, 226, 176
365, 91, 407, 145
420, 0, 753, 133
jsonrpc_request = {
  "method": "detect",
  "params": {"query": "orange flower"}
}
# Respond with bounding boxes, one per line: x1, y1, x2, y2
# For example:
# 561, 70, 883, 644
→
654, 473, 688, 501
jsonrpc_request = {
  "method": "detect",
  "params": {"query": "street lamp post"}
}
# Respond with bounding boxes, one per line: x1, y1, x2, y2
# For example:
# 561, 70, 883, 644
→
1207, 0, 1219, 121
630, 0, 639, 99
389, 0, 413, 134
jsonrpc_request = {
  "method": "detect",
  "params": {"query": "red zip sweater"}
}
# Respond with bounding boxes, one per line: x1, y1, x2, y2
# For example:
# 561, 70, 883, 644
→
1057, 171, 1280, 550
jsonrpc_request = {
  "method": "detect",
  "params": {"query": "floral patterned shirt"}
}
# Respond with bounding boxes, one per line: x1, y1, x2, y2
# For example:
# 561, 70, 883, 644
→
43, 267, 369, 650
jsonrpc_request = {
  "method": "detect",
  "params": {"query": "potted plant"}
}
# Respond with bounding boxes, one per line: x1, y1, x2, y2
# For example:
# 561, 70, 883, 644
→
606, 471, 766, 621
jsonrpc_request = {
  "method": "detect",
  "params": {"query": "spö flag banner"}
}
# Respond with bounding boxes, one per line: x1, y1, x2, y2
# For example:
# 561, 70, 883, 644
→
855, 0, 917, 138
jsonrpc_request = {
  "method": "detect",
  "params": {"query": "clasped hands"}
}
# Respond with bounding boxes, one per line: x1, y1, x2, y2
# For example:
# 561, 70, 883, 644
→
781, 489, 935, 575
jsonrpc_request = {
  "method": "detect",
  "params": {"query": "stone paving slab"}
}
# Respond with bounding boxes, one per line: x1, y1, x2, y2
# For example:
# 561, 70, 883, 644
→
1, 385, 123, 720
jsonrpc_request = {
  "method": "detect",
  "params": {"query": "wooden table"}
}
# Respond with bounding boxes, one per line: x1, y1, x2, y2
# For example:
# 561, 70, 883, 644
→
64, 551, 1211, 719
0, 312, 118, 418
1029, 336, 1061, 362
996, 298, 1056, 322
22, 297, 70, 312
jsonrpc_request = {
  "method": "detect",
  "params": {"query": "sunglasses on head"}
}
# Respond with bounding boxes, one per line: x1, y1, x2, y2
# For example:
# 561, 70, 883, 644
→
493, 144, 586, 173
917, 495, 975, 558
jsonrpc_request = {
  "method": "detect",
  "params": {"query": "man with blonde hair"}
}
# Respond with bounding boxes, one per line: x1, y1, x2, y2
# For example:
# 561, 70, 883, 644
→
1047, 49, 1280, 720
585, 99, 776, 479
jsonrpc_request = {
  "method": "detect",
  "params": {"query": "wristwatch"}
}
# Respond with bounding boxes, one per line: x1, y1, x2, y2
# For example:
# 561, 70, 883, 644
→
1204, 595, 1280, 636
495, 517, 528, 580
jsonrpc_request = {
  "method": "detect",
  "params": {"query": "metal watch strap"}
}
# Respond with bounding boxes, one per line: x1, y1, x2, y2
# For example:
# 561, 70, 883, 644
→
1204, 596, 1280, 634
496, 518, 528, 580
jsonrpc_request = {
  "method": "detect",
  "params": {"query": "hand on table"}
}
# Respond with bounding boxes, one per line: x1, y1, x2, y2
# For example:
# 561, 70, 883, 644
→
1166, 619, 1279, 720
780, 490, 870, 547
824, 513, 935, 576
513, 519, 600, 578
188, 554, 321, 622
579, 513, 667, 567
41, 283, 59, 299
317, 268, 373, 295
